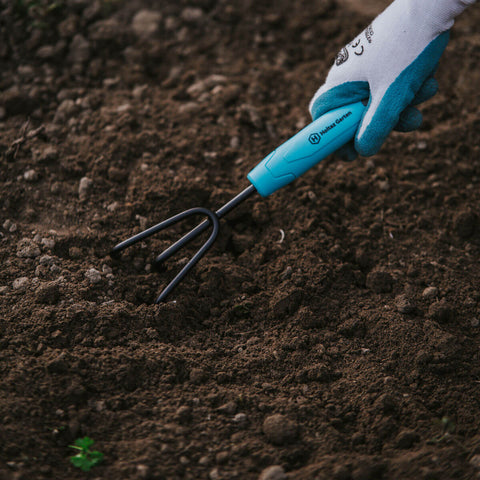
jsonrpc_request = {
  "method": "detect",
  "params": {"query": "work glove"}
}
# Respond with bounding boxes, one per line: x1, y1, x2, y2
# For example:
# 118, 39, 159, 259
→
309, 0, 476, 160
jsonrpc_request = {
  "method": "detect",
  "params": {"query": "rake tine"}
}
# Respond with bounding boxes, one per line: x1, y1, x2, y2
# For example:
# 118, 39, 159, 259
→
153, 185, 257, 267
155, 208, 220, 303
111, 185, 257, 303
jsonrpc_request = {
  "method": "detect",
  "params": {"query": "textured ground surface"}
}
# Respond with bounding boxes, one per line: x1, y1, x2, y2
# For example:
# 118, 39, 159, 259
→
1, 0, 480, 479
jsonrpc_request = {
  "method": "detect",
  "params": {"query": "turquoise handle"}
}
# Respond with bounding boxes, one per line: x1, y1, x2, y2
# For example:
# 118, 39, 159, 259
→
247, 101, 366, 197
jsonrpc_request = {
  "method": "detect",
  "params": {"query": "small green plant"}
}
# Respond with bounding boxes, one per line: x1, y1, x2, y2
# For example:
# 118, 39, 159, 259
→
69, 437, 104, 472
429, 416, 456, 444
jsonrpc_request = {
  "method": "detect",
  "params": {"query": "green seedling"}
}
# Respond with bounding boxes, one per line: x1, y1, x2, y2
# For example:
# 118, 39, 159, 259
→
428, 416, 456, 444
69, 437, 104, 472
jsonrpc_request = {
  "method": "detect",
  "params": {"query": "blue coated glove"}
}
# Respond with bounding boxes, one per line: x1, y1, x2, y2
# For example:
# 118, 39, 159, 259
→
309, 0, 476, 159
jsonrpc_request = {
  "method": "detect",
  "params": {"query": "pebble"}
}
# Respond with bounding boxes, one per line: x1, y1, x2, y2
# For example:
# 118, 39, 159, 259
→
88, 18, 123, 42
189, 367, 206, 384
58, 14, 78, 38
41, 237, 55, 249
209, 468, 220, 480
233, 413, 247, 427
12, 277, 29, 291
17, 238, 41, 258
37, 146, 58, 163
132, 10, 162, 38
258, 465, 287, 480
85, 268, 102, 284
181, 7, 205, 23
187, 75, 227, 98
471, 318, 479, 327
422, 286, 438, 300
24, 169, 38, 182
262, 414, 298, 445
374, 393, 397, 414
175, 405, 192, 424
39, 255, 55, 266
133, 464, 150, 479
3, 219, 17, 232
394, 294, 415, 314
178, 102, 200, 115
78, 176, 93, 200
132, 84, 148, 100
37, 45, 56, 59
470, 455, 480, 469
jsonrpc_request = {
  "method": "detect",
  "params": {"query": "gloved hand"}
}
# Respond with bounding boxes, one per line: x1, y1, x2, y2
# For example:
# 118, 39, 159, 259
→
309, 0, 476, 159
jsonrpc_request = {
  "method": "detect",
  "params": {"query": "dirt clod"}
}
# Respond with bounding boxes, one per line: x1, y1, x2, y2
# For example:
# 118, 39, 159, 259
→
263, 414, 298, 445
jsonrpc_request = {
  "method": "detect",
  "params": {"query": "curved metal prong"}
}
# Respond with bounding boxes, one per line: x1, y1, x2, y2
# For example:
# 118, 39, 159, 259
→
111, 207, 220, 303
155, 208, 219, 303
154, 184, 257, 267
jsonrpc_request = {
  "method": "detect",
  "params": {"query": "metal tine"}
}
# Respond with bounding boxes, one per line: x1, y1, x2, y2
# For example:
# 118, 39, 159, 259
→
153, 184, 257, 267
155, 207, 220, 303
111, 207, 211, 256
111, 184, 257, 303
154, 217, 211, 267
111, 207, 220, 302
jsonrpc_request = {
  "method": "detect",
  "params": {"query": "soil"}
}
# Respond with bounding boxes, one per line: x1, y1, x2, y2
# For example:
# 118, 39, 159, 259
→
1, 0, 480, 479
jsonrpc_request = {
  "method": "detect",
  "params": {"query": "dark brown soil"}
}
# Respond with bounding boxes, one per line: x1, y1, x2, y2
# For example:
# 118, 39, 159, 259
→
1, 1, 480, 479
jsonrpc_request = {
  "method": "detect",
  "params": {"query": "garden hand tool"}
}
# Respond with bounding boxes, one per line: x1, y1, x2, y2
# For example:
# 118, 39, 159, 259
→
112, 102, 366, 303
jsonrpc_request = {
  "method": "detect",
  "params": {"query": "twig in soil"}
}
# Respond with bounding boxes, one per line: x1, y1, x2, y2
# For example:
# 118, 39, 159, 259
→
8, 119, 44, 159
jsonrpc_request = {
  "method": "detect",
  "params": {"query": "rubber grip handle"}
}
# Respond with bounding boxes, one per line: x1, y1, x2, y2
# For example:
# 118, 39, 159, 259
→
247, 101, 365, 197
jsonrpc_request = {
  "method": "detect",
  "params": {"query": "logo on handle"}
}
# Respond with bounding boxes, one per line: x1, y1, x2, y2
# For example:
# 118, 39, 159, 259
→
308, 133, 321, 144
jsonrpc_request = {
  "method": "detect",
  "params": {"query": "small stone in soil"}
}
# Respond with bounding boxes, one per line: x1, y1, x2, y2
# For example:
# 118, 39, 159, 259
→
78, 176, 93, 200
85, 268, 102, 284
132, 10, 162, 38
24, 169, 38, 182
258, 465, 287, 480
394, 294, 415, 314
422, 286, 438, 300
12, 277, 30, 291
233, 413, 247, 426
17, 238, 41, 258
262, 414, 298, 445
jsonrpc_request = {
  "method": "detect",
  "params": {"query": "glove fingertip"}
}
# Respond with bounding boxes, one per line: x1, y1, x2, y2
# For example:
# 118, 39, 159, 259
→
395, 107, 423, 132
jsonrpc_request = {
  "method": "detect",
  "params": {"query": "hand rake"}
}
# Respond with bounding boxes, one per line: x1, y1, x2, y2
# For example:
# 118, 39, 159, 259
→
111, 102, 365, 303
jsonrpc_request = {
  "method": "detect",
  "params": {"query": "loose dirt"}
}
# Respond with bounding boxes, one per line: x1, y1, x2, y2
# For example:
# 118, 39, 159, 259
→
1, 1, 480, 479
